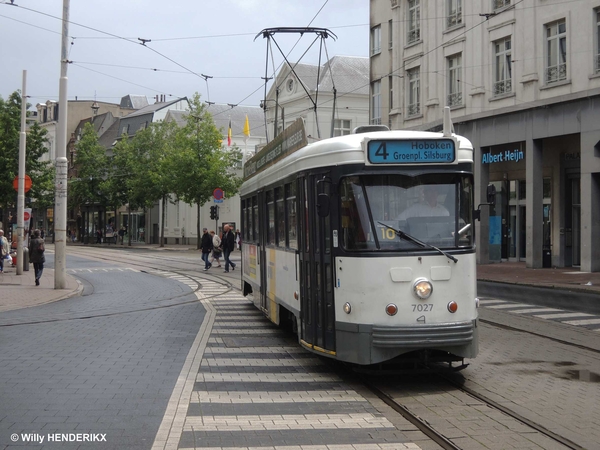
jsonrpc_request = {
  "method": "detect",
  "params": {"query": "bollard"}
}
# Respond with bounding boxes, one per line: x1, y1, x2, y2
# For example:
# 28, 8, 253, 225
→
22, 247, 29, 271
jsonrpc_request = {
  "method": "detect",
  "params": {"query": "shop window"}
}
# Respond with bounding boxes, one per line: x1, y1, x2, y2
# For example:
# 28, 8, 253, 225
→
518, 180, 526, 200
543, 177, 552, 199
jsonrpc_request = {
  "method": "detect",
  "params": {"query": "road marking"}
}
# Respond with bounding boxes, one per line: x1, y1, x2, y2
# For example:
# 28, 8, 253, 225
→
512, 308, 563, 314
201, 357, 323, 367
534, 312, 594, 319
197, 373, 341, 382
562, 318, 600, 326
192, 390, 366, 403
183, 413, 394, 431
486, 303, 532, 309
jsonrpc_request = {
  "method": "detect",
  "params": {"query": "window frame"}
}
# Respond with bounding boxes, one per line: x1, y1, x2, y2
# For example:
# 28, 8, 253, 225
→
407, 0, 421, 44
493, 37, 512, 95
371, 80, 382, 125
545, 19, 567, 84
447, 54, 463, 107
406, 67, 421, 116
595, 9, 600, 73
371, 25, 382, 56
447, 0, 462, 29
334, 119, 352, 137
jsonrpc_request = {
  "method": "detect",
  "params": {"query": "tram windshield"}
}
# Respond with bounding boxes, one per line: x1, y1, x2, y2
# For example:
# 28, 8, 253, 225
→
340, 174, 473, 251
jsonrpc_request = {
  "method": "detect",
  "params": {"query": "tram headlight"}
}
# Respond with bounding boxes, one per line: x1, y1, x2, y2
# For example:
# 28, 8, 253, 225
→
413, 278, 433, 299
343, 302, 352, 314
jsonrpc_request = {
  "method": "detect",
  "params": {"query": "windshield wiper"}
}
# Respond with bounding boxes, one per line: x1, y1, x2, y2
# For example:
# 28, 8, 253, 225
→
377, 221, 458, 263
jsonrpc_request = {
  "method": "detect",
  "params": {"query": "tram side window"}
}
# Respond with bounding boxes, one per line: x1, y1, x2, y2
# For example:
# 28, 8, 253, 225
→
252, 196, 258, 242
458, 178, 474, 247
286, 182, 298, 249
275, 187, 285, 247
267, 191, 275, 245
340, 177, 375, 250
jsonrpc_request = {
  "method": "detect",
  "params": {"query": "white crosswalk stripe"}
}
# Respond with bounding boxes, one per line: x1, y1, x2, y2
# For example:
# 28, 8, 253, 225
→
482, 298, 600, 330
192, 390, 366, 404
197, 372, 341, 382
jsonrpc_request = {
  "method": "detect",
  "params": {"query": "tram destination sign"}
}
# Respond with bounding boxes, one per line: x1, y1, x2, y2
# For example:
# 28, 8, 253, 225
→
367, 139, 455, 164
244, 118, 308, 180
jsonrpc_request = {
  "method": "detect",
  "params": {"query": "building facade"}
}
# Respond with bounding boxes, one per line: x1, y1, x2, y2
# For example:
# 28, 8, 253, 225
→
370, 0, 600, 271
263, 56, 370, 142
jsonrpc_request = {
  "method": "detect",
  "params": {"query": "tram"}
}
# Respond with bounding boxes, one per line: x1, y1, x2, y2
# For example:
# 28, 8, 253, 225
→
240, 109, 481, 367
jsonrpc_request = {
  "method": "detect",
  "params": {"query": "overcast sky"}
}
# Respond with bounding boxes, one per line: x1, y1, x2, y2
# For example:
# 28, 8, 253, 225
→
0, 0, 369, 110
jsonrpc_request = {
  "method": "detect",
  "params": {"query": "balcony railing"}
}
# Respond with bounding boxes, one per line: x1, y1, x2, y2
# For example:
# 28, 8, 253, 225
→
407, 103, 421, 116
447, 92, 463, 107
447, 11, 462, 28
545, 63, 567, 83
493, 79, 512, 96
407, 28, 420, 44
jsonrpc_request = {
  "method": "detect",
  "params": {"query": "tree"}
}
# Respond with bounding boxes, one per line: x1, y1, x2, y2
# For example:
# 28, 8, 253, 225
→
126, 120, 180, 247
68, 122, 110, 235
0, 91, 53, 221
171, 94, 243, 249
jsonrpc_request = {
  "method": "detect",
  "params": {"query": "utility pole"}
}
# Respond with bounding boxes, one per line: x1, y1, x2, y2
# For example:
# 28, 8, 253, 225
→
16, 70, 27, 275
54, 0, 70, 289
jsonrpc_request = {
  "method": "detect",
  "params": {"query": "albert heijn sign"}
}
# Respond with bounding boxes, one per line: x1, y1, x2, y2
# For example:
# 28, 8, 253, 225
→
481, 148, 524, 164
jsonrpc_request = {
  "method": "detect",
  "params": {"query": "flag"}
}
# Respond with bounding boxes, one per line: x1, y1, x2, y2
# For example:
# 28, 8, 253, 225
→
227, 118, 232, 147
243, 114, 250, 142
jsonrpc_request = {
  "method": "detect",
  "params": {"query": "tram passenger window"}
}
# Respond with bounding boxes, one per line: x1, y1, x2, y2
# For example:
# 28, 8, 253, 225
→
267, 191, 275, 245
458, 179, 474, 247
252, 196, 258, 242
286, 183, 298, 249
275, 187, 285, 247
340, 177, 375, 250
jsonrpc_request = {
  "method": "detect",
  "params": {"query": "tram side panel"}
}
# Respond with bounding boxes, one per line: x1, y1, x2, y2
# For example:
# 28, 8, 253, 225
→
333, 253, 478, 365
243, 245, 300, 325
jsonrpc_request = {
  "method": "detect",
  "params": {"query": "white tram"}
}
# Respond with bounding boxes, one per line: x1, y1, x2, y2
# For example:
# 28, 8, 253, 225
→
240, 111, 480, 366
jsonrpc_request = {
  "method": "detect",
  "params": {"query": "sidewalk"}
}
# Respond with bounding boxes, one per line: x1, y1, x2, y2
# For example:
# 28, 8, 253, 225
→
477, 261, 600, 295
0, 265, 82, 313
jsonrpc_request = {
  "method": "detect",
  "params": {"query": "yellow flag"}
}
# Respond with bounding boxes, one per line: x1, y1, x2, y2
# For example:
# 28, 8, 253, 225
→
243, 114, 250, 140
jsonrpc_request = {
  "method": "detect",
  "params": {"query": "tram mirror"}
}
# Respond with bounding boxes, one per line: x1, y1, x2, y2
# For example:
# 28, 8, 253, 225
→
317, 193, 331, 217
486, 184, 496, 204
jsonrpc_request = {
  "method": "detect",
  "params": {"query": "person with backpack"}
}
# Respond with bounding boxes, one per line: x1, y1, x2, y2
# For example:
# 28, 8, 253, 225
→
0, 229, 9, 274
28, 229, 46, 286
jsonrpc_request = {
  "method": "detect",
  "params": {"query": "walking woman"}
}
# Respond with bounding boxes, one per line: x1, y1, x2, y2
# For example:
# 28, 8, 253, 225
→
209, 230, 222, 268
28, 229, 45, 286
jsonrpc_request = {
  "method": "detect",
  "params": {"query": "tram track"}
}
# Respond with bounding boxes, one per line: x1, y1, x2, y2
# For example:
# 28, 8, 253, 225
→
0, 247, 240, 327
350, 365, 584, 450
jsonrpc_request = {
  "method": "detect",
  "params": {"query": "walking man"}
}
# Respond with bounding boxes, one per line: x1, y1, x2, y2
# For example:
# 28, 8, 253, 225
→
222, 224, 236, 273
200, 228, 213, 271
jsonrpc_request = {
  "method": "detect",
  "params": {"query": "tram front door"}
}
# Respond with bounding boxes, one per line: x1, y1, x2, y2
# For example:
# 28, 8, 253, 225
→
298, 174, 336, 354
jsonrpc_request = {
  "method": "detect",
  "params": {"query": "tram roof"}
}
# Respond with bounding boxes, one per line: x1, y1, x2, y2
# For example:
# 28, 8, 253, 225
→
241, 129, 473, 195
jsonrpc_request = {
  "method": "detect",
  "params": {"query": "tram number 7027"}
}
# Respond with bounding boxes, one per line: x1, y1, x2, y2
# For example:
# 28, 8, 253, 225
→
412, 304, 434, 312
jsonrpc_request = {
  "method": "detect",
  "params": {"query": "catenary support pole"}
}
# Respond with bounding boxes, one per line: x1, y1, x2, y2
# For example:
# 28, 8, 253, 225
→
16, 70, 27, 275
54, 0, 70, 289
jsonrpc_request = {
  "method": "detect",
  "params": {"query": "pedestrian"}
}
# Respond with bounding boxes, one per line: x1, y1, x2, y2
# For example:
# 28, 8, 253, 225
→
96, 228, 102, 244
209, 230, 222, 268
235, 229, 241, 250
200, 227, 213, 271
28, 229, 45, 286
40, 228, 45, 239
222, 224, 236, 273
118, 227, 125, 245
0, 229, 9, 274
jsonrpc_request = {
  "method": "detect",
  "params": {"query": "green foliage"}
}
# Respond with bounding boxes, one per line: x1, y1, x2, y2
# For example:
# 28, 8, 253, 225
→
0, 91, 53, 210
171, 93, 243, 207
68, 122, 110, 211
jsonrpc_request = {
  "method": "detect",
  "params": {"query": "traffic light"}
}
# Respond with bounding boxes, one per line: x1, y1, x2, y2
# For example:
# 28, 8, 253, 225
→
210, 205, 219, 220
